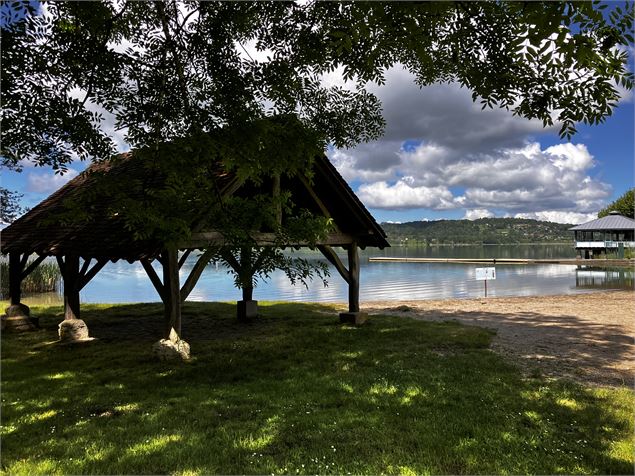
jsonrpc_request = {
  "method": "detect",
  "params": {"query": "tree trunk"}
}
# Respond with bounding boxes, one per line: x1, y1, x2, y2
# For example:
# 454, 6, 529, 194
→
242, 285, 253, 301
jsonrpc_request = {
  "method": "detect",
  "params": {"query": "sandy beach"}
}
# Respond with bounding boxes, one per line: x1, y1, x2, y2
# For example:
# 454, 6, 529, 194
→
363, 290, 634, 387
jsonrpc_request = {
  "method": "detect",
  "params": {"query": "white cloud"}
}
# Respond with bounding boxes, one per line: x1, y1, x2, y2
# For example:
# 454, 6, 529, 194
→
27, 169, 79, 194
357, 179, 457, 210
328, 66, 614, 219
464, 209, 495, 220
514, 211, 596, 225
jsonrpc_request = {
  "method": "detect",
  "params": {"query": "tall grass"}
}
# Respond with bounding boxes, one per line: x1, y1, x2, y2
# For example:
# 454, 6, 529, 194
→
0, 258, 61, 297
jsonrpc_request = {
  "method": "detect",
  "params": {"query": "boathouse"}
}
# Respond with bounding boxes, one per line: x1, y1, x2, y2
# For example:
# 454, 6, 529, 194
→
570, 211, 635, 259
1, 151, 388, 353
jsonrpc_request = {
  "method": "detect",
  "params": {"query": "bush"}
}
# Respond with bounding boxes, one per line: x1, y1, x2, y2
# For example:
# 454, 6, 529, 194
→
0, 258, 61, 297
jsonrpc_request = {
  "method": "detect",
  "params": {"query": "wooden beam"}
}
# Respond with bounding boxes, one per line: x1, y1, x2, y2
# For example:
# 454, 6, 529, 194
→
19, 253, 29, 270
78, 259, 108, 291
347, 243, 360, 313
21, 254, 46, 280
63, 254, 81, 320
9, 253, 22, 305
79, 258, 92, 279
299, 176, 332, 219
140, 258, 165, 301
56, 256, 66, 281
185, 231, 356, 248
180, 248, 215, 301
163, 248, 182, 338
178, 249, 192, 269
317, 245, 350, 284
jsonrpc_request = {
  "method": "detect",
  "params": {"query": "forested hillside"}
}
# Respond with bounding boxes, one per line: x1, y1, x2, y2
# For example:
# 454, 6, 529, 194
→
381, 218, 574, 245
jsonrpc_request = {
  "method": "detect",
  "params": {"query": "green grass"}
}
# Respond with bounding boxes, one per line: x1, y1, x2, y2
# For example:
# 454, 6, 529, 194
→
1, 302, 633, 475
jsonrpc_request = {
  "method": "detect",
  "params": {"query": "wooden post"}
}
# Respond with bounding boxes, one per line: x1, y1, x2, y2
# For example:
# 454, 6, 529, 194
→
8, 252, 22, 306
162, 248, 182, 338
347, 242, 360, 313
63, 254, 81, 320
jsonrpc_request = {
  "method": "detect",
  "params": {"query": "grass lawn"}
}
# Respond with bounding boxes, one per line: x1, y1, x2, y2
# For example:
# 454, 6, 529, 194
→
1, 301, 633, 475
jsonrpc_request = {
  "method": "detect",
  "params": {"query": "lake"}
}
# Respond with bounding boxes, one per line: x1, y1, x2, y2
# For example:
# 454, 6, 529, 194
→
19, 244, 634, 306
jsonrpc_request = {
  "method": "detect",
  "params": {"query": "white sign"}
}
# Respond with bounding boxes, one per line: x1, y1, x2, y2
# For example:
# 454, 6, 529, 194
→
475, 267, 496, 281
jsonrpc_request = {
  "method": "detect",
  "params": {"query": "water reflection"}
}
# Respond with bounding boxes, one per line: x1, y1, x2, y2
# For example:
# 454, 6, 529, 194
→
575, 267, 635, 290
14, 245, 633, 307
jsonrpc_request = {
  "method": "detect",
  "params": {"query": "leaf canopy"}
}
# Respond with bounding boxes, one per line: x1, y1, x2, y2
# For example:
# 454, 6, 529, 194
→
1, 0, 633, 171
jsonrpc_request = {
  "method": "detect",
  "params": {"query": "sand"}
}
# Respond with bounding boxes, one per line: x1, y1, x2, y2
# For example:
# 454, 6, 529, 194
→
362, 290, 634, 388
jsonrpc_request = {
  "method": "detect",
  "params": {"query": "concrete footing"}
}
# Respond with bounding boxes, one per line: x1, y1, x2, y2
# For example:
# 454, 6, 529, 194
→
2, 304, 38, 332
339, 312, 368, 326
237, 300, 258, 321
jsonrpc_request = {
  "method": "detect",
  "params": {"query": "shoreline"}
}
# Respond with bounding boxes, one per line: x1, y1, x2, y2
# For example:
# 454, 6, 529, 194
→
361, 290, 635, 388
368, 256, 635, 267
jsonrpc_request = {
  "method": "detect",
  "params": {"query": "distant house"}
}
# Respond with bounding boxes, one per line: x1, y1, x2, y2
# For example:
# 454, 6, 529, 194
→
570, 211, 635, 258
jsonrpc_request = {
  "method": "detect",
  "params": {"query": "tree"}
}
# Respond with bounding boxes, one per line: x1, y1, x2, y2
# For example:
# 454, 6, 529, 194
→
598, 189, 635, 218
2, 1, 633, 173
1, 1, 633, 269
0, 187, 28, 224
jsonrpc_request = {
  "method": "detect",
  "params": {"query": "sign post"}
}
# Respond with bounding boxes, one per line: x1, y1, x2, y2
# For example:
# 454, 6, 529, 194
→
475, 267, 496, 297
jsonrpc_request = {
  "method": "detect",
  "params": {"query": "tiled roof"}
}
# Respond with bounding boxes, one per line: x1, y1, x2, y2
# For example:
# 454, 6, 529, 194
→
569, 214, 635, 231
1, 154, 388, 261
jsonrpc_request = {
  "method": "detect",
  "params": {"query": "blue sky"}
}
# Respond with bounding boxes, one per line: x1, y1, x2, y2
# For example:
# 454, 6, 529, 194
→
3, 77, 632, 225
1, 12, 633, 226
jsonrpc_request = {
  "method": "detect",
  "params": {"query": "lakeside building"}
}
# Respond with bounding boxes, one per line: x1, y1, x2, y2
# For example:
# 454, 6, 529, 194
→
569, 211, 635, 259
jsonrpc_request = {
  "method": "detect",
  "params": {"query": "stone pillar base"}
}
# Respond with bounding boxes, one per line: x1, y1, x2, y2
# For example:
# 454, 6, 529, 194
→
237, 300, 258, 321
5, 303, 31, 317
339, 312, 368, 326
153, 328, 190, 361
2, 315, 37, 332
2, 304, 38, 332
58, 319, 93, 343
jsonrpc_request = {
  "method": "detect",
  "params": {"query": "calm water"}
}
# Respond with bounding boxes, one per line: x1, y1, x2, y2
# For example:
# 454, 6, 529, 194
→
20, 245, 634, 306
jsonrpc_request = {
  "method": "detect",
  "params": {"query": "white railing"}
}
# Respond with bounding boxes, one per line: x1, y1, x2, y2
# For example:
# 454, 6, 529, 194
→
575, 241, 635, 248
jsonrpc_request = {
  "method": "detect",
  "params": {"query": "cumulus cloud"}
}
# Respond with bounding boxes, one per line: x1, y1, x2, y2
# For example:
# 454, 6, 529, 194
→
357, 179, 457, 210
464, 209, 495, 220
329, 66, 613, 219
27, 169, 79, 194
514, 211, 596, 225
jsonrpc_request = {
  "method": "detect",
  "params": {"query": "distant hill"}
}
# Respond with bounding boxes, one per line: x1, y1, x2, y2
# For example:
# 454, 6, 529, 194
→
380, 218, 574, 245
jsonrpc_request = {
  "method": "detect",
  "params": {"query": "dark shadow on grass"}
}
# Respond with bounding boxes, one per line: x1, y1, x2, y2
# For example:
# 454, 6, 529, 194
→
1, 302, 633, 474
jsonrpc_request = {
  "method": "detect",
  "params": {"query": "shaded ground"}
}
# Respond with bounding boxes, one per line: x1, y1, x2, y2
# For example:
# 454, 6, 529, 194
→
1, 302, 633, 475
363, 291, 635, 387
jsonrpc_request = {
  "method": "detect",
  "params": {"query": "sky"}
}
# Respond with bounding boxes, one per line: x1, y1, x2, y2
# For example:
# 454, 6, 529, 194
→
2, 18, 634, 226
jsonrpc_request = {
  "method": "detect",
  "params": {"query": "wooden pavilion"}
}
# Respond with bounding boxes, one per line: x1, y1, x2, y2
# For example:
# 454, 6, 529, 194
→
1, 153, 388, 348
569, 211, 635, 259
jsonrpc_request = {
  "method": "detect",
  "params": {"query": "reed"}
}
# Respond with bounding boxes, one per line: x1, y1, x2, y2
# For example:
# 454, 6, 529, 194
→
0, 258, 61, 297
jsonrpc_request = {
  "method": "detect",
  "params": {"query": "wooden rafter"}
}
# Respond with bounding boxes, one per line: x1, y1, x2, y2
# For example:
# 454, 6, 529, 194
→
55, 256, 66, 281
317, 245, 350, 284
299, 176, 332, 219
78, 259, 108, 291
19, 253, 29, 270
186, 231, 356, 249
178, 249, 192, 269
180, 248, 215, 301
21, 254, 46, 280
79, 258, 92, 278
141, 258, 165, 301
